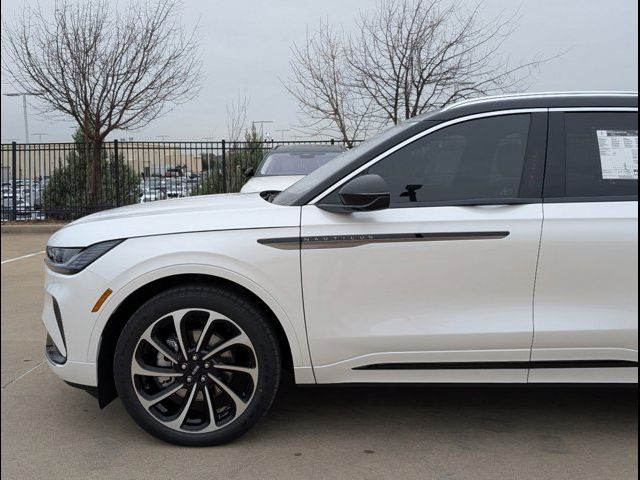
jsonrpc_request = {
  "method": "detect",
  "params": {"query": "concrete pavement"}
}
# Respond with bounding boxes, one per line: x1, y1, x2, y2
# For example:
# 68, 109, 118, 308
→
1, 232, 637, 480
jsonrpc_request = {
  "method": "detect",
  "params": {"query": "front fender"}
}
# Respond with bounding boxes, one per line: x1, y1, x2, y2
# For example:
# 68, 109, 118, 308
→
85, 229, 310, 371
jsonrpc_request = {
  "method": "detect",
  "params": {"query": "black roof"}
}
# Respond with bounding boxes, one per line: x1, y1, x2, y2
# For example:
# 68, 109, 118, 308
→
424, 92, 638, 122
272, 144, 347, 153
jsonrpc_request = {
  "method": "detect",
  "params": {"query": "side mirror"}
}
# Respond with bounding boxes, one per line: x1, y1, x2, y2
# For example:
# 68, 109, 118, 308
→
243, 167, 255, 178
318, 174, 390, 213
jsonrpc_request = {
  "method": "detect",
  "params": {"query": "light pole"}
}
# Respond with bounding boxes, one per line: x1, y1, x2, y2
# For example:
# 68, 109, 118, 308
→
275, 129, 288, 142
251, 120, 273, 140
33, 133, 47, 143
3, 92, 35, 143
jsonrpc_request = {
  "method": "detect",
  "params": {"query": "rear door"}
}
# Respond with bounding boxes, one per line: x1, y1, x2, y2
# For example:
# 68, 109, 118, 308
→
531, 109, 638, 382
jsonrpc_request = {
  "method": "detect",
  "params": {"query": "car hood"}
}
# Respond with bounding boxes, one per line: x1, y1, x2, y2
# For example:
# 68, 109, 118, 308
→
49, 193, 300, 247
240, 175, 304, 193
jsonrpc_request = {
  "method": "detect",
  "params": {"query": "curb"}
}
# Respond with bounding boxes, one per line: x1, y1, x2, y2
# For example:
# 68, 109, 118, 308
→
1, 224, 66, 235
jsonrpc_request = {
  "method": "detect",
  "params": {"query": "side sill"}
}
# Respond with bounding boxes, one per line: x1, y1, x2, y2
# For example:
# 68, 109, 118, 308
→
353, 360, 639, 370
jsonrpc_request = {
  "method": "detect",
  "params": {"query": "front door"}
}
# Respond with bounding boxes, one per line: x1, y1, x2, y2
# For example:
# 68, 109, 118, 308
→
301, 112, 547, 383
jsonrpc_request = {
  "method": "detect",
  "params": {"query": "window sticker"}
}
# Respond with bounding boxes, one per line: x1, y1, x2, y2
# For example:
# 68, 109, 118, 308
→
596, 130, 638, 180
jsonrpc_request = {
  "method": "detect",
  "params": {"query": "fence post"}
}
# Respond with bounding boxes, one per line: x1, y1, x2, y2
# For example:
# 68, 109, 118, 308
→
11, 142, 17, 221
114, 139, 121, 207
221, 139, 227, 193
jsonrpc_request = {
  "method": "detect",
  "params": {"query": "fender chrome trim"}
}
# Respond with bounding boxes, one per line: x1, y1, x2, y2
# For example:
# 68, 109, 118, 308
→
258, 231, 510, 250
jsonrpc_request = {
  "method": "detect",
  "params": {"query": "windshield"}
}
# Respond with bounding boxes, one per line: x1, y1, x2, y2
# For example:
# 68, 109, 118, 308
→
273, 121, 420, 205
257, 151, 343, 176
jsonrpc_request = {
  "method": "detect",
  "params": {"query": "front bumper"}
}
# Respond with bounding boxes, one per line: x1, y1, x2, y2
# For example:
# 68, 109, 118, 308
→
45, 333, 66, 365
45, 356, 98, 386
42, 266, 107, 387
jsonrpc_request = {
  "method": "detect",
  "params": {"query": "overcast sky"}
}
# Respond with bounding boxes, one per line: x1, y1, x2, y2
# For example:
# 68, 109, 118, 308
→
1, 0, 637, 142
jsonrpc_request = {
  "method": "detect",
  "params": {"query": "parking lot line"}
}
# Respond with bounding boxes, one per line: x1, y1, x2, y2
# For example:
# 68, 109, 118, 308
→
1, 250, 45, 265
2, 361, 44, 389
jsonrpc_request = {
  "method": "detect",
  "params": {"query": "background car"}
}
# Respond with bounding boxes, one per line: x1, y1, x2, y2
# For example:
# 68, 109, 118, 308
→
2, 194, 30, 219
240, 144, 346, 193
139, 188, 166, 203
165, 179, 186, 198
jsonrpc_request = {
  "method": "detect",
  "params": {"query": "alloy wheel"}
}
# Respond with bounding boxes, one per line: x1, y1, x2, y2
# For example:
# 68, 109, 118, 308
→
131, 308, 258, 433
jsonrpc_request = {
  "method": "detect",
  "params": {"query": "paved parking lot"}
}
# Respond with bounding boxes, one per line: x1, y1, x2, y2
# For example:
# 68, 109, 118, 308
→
1, 231, 638, 480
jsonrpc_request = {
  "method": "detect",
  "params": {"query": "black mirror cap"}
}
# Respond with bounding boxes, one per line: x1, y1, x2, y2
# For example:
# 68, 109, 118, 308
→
244, 167, 255, 178
318, 174, 390, 213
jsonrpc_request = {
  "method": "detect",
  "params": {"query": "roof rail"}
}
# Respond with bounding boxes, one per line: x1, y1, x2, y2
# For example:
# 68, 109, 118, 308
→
441, 91, 638, 111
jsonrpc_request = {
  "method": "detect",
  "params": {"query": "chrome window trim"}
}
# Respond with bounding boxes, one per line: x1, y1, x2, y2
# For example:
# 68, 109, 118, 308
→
309, 106, 638, 205
309, 108, 546, 205
548, 107, 638, 112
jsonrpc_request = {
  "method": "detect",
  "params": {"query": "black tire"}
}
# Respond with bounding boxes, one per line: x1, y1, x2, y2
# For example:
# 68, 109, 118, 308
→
113, 284, 281, 446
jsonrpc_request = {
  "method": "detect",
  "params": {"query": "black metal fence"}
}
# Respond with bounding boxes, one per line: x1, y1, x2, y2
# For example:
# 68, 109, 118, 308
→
1, 138, 358, 221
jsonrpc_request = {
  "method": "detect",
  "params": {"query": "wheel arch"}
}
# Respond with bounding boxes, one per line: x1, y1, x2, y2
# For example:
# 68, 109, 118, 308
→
96, 273, 296, 408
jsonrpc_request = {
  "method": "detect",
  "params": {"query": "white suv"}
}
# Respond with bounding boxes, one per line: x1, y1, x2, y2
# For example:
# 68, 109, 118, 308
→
43, 92, 638, 446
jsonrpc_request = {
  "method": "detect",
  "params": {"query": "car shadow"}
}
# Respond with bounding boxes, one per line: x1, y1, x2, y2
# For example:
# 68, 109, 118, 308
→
249, 381, 638, 445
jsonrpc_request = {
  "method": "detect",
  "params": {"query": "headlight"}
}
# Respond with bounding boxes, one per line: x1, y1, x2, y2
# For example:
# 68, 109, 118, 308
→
46, 239, 124, 275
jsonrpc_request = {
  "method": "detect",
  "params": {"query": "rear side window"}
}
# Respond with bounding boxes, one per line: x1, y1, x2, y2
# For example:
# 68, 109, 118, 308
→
564, 112, 638, 197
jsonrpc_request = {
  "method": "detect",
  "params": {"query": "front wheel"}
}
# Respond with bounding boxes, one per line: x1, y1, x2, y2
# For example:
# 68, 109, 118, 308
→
113, 284, 281, 446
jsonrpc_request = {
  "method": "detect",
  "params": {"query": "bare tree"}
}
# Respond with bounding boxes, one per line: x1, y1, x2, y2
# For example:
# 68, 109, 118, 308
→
284, 22, 376, 147
288, 0, 549, 136
349, 0, 545, 124
2, 0, 201, 206
226, 90, 249, 143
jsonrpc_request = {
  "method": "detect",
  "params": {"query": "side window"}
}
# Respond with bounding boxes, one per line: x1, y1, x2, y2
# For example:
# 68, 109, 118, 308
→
564, 112, 638, 197
366, 114, 531, 205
